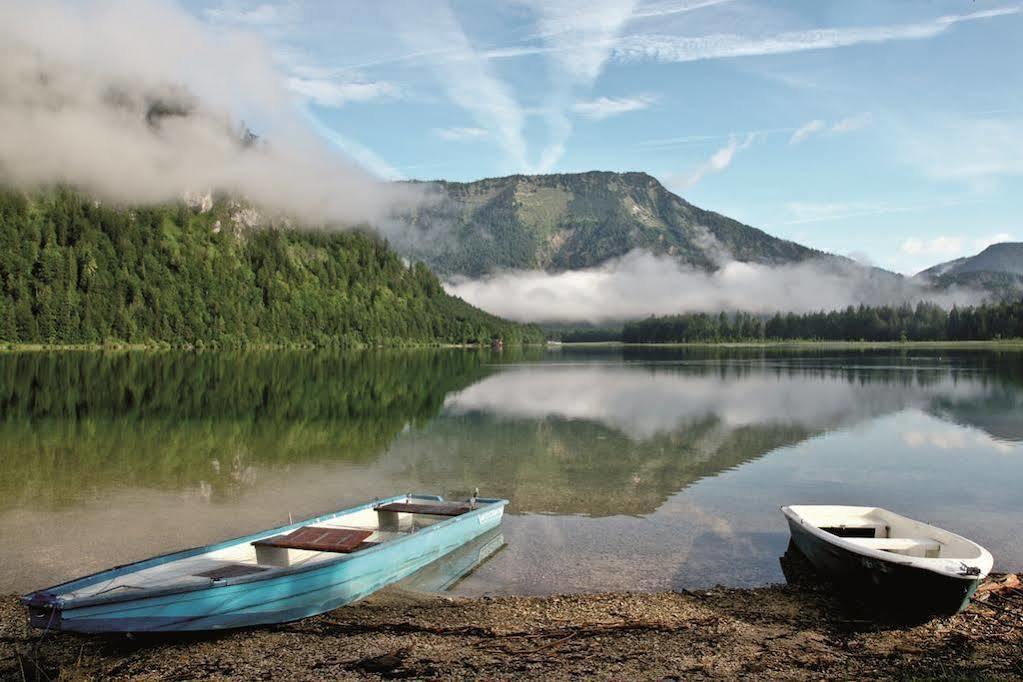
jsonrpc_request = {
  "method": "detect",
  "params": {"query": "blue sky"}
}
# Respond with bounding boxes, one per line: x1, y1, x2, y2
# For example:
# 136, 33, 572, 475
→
184, 0, 1022, 274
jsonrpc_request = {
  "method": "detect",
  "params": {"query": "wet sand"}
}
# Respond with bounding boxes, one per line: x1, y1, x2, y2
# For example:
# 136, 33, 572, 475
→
3, 570, 1022, 681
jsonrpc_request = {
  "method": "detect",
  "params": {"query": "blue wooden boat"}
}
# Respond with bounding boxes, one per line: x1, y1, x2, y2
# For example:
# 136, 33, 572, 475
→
22, 493, 507, 633
782, 505, 993, 617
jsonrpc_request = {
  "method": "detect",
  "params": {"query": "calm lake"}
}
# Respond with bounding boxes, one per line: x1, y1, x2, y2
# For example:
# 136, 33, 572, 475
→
1, 347, 1021, 596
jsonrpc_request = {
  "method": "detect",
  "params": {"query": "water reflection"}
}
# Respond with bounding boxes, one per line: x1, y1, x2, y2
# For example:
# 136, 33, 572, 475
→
0, 347, 1021, 595
0, 350, 492, 508
396, 528, 506, 594
419, 350, 1023, 516
463, 348, 1023, 445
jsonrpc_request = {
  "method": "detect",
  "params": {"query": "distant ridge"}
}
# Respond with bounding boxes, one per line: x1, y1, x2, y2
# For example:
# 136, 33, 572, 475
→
917, 242, 1023, 300
919, 242, 1023, 278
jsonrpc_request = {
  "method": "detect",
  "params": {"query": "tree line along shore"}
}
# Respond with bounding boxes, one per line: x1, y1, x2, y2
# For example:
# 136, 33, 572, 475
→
551, 299, 1023, 344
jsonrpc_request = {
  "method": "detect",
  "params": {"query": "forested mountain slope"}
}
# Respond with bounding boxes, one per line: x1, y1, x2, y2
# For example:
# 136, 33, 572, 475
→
0, 188, 542, 347
396, 171, 838, 277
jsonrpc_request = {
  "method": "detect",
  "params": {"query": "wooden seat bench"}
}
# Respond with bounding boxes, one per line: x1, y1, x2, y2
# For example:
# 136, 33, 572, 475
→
252, 527, 374, 566
375, 501, 472, 516
845, 537, 941, 556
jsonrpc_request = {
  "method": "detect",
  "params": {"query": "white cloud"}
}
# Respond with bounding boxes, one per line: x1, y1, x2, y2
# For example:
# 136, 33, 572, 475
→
572, 94, 657, 120
901, 233, 1015, 259
784, 201, 868, 222
901, 236, 965, 257
381, 1, 530, 170
902, 429, 1015, 453
831, 112, 873, 133
0, 0, 415, 226
672, 133, 756, 187
203, 2, 285, 26
638, 127, 793, 149
525, 0, 640, 83
518, 0, 643, 172
779, 197, 979, 226
300, 107, 405, 180
610, 7, 1021, 64
287, 77, 399, 108
434, 126, 489, 141
444, 249, 981, 324
629, 0, 739, 21
789, 119, 824, 144
789, 114, 872, 144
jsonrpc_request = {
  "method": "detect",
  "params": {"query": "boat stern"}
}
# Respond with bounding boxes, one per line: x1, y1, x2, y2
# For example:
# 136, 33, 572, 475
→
23, 591, 63, 630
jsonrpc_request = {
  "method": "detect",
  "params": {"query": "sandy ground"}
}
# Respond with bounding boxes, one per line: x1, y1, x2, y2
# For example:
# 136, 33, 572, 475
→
3, 571, 1022, 681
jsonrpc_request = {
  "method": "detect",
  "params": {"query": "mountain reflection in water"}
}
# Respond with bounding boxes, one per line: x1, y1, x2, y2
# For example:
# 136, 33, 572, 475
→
0, 347, 1020, 594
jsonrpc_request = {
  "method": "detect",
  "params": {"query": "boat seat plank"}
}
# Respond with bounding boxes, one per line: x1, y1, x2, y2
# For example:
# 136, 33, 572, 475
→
193, 564, 269, 580
252, 527, 373, 553
376, 501, 472, 517
845, 537, 941, 552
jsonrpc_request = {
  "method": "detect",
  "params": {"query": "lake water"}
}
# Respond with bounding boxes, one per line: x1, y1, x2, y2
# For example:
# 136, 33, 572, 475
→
1, 347, 1021, 596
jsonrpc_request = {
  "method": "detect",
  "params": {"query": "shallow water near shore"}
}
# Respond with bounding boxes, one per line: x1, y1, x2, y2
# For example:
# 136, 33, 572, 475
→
1, 346, 1021, 596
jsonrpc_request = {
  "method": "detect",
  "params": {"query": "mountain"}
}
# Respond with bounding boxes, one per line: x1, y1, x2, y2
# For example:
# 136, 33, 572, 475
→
397, 171, 835, 277
0, 187, 543, 347
921, 242, 1023, 278
917, 243, 1023, 300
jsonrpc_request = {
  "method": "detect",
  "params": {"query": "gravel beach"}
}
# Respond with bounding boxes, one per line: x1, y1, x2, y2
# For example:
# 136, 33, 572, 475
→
3, 570, 1022, 681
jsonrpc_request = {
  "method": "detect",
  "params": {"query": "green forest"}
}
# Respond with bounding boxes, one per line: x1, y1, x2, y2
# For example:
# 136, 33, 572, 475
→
0, 188, 543, 347
621, 301, 1023, 343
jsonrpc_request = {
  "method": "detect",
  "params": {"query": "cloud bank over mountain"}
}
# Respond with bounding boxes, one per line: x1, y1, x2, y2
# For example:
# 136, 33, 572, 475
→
444, 250, 983, 323
0, 0, 417, 226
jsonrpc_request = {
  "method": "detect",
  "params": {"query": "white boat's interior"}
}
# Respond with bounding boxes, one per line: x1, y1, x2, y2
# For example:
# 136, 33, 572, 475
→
787, 505, 986, 562
58, 502, 457, 603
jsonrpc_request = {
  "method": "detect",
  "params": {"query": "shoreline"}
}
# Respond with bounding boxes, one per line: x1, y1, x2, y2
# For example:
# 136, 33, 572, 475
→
0, 342, 521, 353
4, 574, 1021, 680
556, 339, 1023, 349
3, 339, 1023, 353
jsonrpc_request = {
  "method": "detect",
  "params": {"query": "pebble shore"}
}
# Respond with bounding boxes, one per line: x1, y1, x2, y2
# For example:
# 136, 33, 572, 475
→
3, 573, 1021, 680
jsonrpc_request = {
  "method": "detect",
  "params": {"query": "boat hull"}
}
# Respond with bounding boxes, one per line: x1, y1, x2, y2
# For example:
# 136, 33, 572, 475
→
27, 499, 505, 633
785, 516, 980, 617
